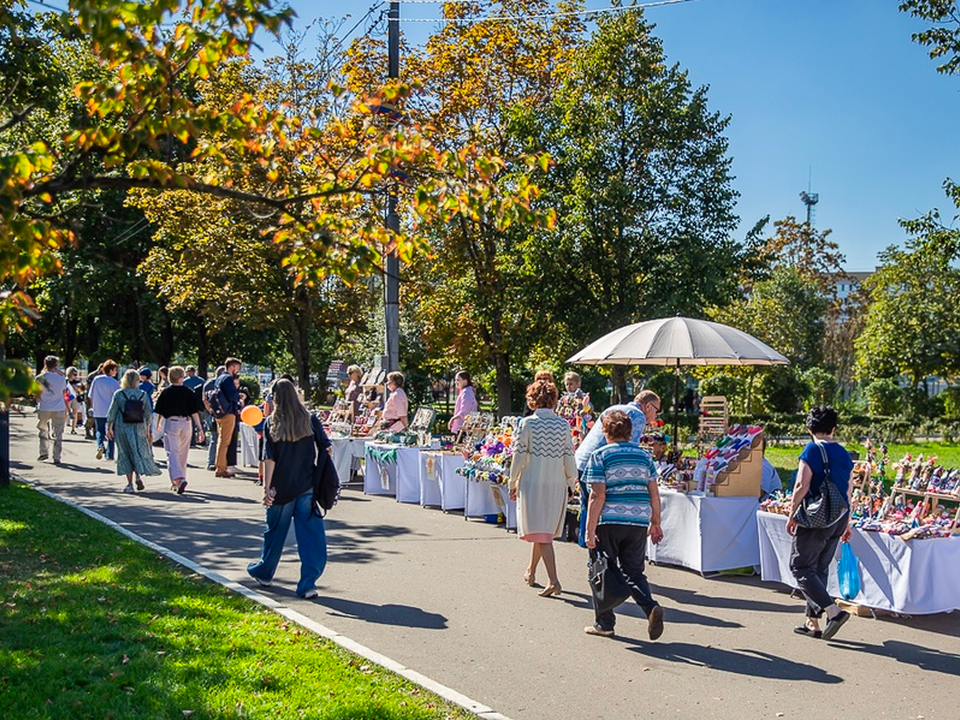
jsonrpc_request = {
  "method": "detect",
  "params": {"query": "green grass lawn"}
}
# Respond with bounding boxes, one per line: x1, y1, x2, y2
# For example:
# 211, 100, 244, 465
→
765, 441, 960, 486
0, 483, 473, 720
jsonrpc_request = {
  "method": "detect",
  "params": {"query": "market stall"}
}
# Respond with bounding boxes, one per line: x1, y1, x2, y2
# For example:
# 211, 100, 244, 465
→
363, 441, 431, 498
756, 510, 960, 615
419, 451, 466, 510
329, 436, 366, 486
648, 491, 760, 573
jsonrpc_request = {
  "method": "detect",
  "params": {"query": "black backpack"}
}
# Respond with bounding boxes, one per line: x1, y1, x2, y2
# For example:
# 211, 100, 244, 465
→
204, 383, 228, 418
311, 414, 340, 516
121, 390, 146, 424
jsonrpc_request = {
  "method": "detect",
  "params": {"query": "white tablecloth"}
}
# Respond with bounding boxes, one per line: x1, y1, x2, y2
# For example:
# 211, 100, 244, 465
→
330, 437, 366, 485
363, 443, 430, 501
363, 442, 398, 496
239, 422, 259, 467
419, 451, 467, 509
646, 493, 761, 573
464, 478, 503, 519
757, 511, 960, 615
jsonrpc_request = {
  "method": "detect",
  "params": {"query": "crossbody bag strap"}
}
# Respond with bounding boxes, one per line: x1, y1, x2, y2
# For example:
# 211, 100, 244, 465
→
815, 440, 831, 481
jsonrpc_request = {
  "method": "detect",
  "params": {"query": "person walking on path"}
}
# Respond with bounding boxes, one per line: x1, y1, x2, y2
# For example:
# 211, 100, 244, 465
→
106, 369, 161, 493
154, 366, 205, 494
35, 355, 68, 464
247, 378, 331, 599
583, 410, 665, 640
203, 365, 226, 470
574, 390, 661, 548
786, 405, 854, 641
213, 358, 242, 478
508, 379, 578, 598
89, 360, 120, 461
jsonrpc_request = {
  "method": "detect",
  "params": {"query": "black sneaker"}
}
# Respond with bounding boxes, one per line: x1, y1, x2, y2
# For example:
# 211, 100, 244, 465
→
647, 606, 664, 640
822, 610, 850, 641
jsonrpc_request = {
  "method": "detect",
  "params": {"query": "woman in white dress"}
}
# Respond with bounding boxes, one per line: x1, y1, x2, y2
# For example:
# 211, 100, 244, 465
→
508, 380, 578, 597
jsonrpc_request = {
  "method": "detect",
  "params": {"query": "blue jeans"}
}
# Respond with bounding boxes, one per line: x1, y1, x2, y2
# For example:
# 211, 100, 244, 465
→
247, 490, 327, 597
94, 416, 115, 460
206, 420, 218, 468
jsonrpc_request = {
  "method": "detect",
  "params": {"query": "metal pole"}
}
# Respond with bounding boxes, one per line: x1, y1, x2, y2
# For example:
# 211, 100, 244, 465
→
384, 0, 400, 374
1, 343, 9, 486
673, 359, 680, 451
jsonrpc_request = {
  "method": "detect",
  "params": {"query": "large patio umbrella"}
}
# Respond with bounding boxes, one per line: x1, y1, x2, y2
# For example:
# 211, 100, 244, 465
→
567, 316, 789, 446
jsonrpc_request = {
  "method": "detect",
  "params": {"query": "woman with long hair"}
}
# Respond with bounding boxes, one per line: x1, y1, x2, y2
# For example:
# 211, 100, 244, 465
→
247, 378, 331, 599
448, 370, 478, 435
106, 369, 161, 493
508, 379, 578, 597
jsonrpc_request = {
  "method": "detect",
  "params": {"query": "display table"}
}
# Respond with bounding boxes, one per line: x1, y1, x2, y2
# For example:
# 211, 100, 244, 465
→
489, 482, 517, 531
757, 511, 960, 615
363, 442, 434, 501
330, 437, 366, 485
464, 478, 503, 520
239, 422, 259, 468
419, 451, 466, 510
647, 492, 761, 574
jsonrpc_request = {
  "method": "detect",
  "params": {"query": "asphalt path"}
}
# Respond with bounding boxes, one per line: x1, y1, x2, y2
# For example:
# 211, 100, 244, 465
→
7, 413, 960, 720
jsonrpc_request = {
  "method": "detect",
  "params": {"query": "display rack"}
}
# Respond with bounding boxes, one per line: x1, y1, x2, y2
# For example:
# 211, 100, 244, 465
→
887, 487, 960, 536
698, 396, 729, 440
712, 429, 763, 498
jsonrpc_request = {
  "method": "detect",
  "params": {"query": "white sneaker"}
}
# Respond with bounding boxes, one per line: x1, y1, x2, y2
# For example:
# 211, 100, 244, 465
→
301, 589, 319, 599
122, 485, 135, 494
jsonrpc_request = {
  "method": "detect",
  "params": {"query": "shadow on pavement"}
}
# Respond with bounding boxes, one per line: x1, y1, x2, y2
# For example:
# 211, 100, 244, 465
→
830, 638, 960, 676
624, 642, 843, 683
314, 596, 448, 629
601, 601, 744, 630
657, 582, 800, 615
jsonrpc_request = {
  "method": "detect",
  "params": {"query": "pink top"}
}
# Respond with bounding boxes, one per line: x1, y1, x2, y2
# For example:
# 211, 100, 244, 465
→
383, 387, 408, 431
450, 385, 478, 434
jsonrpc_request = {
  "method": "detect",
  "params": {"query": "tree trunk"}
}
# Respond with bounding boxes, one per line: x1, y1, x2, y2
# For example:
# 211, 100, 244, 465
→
494, 350, 512, 416
63, 305, 78, 367
159, 310, 174, 366
196, 317, 209, 378
610, 366, 628, 405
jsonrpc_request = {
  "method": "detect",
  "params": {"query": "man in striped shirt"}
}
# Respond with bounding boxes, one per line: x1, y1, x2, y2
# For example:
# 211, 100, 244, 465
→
583, 410, 664, 639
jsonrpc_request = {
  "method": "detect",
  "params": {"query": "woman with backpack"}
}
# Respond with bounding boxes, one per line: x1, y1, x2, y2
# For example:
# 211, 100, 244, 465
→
247, 378, 331, 599
106, 368, 161, 494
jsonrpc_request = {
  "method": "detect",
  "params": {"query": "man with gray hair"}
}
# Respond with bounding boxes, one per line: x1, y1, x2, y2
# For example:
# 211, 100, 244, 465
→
35, 355, 68, 464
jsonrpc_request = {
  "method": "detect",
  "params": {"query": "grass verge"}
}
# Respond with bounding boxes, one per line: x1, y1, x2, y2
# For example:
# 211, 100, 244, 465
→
0, 482, 474, 720
765, 441, 960, 487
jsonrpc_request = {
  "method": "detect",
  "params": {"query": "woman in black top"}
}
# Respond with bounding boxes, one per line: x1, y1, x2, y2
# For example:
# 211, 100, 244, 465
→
154, 366, 205, 494
247, 378, 331, 599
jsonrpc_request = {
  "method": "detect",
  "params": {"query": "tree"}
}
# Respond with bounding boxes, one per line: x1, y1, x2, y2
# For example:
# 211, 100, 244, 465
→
521, 8, 757, 401
343, 0, 580, 414
1, 0, 552, 400
854, 213, 960, 389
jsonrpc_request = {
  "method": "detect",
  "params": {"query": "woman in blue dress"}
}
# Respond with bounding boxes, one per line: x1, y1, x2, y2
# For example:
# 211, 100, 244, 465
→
107, 369, 161, 493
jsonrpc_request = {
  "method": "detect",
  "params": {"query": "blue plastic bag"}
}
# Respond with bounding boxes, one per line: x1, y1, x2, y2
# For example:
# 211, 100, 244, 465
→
838, 541, 861, 601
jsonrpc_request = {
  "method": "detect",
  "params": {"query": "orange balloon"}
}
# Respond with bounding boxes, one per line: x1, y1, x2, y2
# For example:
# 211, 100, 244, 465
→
241, 405, 264, 426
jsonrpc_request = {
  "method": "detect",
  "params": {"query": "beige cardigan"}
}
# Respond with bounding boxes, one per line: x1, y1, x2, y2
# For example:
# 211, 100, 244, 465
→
508, 409, 578, 538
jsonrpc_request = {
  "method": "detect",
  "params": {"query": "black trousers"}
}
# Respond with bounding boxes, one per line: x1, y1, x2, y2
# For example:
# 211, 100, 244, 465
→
789, 519, 846, 618
593, 524, 659, 631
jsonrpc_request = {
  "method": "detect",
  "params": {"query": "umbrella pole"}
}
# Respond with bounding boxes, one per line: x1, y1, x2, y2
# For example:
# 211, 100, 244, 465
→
673, 359, 680, 451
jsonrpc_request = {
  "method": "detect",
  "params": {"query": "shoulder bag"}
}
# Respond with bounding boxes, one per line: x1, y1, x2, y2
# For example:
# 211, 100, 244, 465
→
793, 441, 848, 529
311, 414, 341, 517
587, 550, 632, 615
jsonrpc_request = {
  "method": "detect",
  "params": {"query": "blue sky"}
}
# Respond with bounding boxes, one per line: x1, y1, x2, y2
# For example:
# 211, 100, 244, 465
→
273, 1, 960, 272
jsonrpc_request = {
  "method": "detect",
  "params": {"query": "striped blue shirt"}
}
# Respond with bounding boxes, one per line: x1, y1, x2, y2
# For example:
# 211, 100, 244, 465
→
584, 442, 656, 527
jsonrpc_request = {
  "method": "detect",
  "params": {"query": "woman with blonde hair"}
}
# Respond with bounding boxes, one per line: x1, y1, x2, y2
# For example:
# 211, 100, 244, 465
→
508, 380, 578, 597
247, 378, 331, 599
106, 368, 161, 493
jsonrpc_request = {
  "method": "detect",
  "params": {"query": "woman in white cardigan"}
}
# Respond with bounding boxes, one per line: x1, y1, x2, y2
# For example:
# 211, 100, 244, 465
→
509, 379, 578, 597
